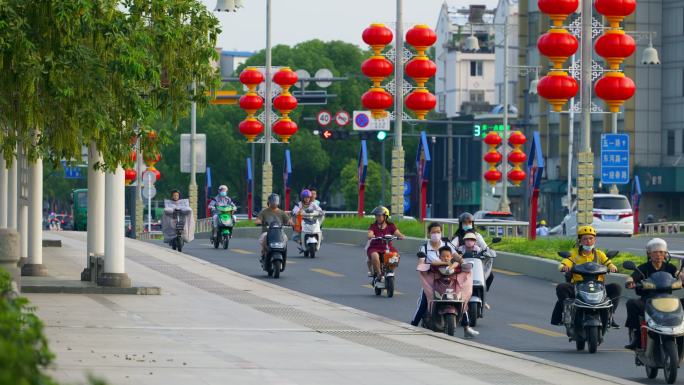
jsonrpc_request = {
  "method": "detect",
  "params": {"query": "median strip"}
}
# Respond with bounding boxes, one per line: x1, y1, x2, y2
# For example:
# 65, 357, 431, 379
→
509, 323, 565, 337
310, 268, 345, 277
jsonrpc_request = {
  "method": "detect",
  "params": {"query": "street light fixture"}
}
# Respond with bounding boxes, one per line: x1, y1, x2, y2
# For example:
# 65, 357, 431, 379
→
641, 35, 660, 65
214, 0, 243, 12
528, 74, 539, 95
464, 26, 480, 52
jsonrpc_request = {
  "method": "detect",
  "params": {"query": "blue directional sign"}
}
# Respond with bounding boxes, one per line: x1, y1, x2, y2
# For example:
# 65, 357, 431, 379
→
600, 134, 630, 184
62, 161, 84, 179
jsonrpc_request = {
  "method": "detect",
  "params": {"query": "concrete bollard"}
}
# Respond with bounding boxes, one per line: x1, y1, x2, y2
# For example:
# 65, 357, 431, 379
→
0, 228, 21, 292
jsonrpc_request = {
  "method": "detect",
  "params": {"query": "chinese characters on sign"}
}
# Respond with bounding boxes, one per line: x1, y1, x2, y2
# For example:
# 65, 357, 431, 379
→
600, 134, 630, 184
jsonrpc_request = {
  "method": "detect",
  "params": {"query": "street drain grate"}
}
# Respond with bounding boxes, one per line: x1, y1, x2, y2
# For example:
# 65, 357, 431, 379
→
130, 253, 553, 385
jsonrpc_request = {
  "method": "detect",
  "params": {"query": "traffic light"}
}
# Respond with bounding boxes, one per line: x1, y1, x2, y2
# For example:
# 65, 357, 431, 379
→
320, 129, 349, 140
376, 131, 387, 141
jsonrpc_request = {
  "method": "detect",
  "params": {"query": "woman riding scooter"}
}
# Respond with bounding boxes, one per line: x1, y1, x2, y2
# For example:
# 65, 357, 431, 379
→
452, 212, 493, 296
551, 225, 621, 327
366, 206, 404, 283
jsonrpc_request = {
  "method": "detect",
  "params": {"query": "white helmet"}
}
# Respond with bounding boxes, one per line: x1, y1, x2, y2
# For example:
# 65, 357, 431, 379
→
218, 185, 228, 192
646, 238, 668, 253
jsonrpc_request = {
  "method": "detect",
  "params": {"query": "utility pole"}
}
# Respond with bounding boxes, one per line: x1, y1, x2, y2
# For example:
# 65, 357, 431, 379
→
577, 0, 595, 227
189, 81, 198, 222
499, 15, 511, 212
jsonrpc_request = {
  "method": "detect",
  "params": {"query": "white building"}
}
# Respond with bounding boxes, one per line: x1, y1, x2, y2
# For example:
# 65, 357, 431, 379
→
435, 3, 497, 118
219, 50, 255, 77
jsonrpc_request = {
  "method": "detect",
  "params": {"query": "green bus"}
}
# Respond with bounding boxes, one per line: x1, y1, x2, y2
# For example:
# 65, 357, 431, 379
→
72, 189, 88, 231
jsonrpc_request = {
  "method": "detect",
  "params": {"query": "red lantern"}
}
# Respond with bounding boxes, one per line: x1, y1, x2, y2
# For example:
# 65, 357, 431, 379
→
405, 57, 437, 88
508, 131, 527, 146
594, 30, 636, 70
537, 71, 579, 112
361, 88, 393, 118
363, 23, 394, 55
146, 131, 158, 142
361, 56, 394, 87
239, 67, 265, 92
594, 72, 636, 113
405, 24, 437, 55
129, 150, 137, 163
484, 132, 503, 146
144, 152, 161, 165
273, 94, 298, 118
239, 118, 264, 142
508, 150, 527, 164
484, 151, 503, 164
273, 118, 298, 143
537, 29, 578, 69
538, 0, 579, 26
273, 67, 298, 93
507, 169, 527, 186
239, 93, 264, 117
404, 89, 436, 120
484, 169, 503, 184
594, 0, 636, 27
124, 168, 136, 185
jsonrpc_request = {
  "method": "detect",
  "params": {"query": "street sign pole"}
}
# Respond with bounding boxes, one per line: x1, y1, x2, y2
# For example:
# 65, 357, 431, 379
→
147, 172, 153, 233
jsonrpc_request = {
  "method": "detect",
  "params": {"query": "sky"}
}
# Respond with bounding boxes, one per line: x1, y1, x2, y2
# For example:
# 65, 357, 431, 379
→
203, 0, 499, 53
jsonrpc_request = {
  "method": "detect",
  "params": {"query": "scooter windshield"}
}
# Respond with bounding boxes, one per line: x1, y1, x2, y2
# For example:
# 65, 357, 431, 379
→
644, 271, 678, 291
267, 223, 286, 244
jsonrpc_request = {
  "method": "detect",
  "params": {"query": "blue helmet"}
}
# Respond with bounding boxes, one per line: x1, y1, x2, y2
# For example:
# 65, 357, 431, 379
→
301, 189, 312, 199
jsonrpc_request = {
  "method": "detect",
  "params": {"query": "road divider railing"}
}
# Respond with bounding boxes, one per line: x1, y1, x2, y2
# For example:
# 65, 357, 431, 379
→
641, 221, 683, 235
423, 218, 529, 239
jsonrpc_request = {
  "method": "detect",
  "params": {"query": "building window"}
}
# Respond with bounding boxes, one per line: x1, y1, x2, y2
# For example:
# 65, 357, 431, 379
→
470, 61, 483, 77
469, 90, 485, 102
668, 130, 675, 156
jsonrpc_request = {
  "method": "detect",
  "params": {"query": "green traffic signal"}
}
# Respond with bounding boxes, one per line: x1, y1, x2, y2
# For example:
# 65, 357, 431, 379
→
376, 131, 387, 141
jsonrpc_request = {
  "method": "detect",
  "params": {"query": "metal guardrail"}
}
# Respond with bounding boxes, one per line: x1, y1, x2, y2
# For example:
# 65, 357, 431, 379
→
423, 218, 529, 239
139, 231, 163, 241
641, 222, 683, 235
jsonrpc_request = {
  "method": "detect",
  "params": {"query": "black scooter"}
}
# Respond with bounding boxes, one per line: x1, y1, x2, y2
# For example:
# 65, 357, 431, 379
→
170, 209, 185, 252
261, 222, 288, 279
623, 260, 684, 384
558, 250, 618, 353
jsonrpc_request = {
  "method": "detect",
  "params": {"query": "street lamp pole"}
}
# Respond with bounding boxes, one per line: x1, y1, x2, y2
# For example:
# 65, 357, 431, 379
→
499, 15, 511, 212
262, 0, 273, 208
391, 0, 405, 218
577, 0, 594, 227
189, 81, 198, 221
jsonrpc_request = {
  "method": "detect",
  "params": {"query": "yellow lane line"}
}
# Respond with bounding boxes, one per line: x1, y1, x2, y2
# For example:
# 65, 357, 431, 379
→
509, 323, 565, 337
334, 242, 358, 246
232, 248, 253, 255
492, 268, 523, 276
361, 284, 403, 295
310, 268, 345, 277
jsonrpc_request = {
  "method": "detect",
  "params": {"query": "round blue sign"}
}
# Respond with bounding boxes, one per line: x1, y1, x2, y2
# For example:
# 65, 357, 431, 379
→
403, 181, 411, 196
403, 196, 411, 213
355, 113, 370, 128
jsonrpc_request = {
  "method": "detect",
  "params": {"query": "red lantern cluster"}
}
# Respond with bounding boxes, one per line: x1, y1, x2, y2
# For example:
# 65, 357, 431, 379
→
507, 132, 527, 186
536, 0, 579, 112
483, 132, 503, 186
124, 168, 136, 186
594, 0, 637, 112
404, 25, 437, 120
272, 67, 299, 143
361, 23, 394, 119
238, 67, 266, 142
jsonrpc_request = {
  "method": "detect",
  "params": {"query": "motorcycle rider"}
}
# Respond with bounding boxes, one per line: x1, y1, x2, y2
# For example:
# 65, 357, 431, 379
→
170, 189, 181, 201
309, 187, 321, 206
551, 225, 621, 327
292, 189, 324, 245
456, 232, 481, 256
411, 222, 457, 326
452, 212, 493, 296
624, 238, 684, 349
209, 185, 235, 243
255, 193, 292, 258
366, 206, 405, 283
536, 220, 550, 236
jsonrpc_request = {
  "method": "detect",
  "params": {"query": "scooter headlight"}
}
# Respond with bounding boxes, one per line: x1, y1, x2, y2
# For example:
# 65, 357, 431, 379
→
269, 242, 285, 248
579, 290, 605, 303
389, 256, 399, 264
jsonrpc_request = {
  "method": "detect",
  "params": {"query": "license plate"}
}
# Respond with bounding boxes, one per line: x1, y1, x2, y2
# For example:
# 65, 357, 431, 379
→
603, 215, 618, 221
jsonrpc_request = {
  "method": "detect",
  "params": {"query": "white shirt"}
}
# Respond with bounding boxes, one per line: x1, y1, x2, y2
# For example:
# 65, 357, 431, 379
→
418, 240, 456, 264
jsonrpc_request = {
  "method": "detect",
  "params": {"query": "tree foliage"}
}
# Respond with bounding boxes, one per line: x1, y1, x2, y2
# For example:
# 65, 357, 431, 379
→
0, 0, 221, 171
339, 158, 389, 210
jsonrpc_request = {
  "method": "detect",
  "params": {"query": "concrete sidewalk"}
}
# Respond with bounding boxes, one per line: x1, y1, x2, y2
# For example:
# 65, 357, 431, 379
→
27, 232, 638, 385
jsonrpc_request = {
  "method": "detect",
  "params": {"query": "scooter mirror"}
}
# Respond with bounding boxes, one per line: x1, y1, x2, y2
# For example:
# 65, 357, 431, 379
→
491, 237, 502, 244
606, 250, 620, 258
622, 260, 637, 270
558, 251, 571, 258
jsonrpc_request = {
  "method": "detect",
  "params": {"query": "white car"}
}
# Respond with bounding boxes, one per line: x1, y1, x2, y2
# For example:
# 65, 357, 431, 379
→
561, 193, 634, 236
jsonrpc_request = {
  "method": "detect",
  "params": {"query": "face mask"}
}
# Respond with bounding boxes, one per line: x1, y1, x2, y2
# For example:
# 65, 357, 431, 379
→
581, 244, 595, 252
463, 225, 473, 231
465, 240, 476, 248
430, 233, 442, 243
220, 191, 227, 197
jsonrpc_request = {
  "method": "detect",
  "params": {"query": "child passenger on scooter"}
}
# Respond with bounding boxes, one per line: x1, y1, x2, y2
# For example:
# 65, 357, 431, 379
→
436, 246, 463, 274
456, 232, 481, 257
434, 246, 478, 338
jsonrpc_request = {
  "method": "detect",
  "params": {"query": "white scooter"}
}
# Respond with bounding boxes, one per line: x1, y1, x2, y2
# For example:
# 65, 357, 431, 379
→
462, 237, 500, 326
299, 208, 323, 258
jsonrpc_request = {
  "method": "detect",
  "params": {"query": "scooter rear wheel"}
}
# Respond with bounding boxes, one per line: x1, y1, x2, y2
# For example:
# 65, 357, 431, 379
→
575, 338, 585, 351
645, 365, 658, 379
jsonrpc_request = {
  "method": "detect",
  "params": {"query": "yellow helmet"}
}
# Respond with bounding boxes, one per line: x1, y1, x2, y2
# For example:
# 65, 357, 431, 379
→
540, 220, 547, 226
577, 225, 597, 238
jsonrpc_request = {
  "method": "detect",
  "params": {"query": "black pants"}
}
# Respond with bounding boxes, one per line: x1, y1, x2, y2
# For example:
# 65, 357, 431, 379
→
486, 271, 494, 291
551, 282, 621, 325
625, 298, 684, 329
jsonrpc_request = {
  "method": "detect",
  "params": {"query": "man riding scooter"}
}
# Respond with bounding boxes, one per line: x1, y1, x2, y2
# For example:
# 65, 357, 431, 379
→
292, 189, 324, 256
624, 238, 684, 349
209, 185, 236, 244
551, 225, 621, 328
255, 193, 292, 259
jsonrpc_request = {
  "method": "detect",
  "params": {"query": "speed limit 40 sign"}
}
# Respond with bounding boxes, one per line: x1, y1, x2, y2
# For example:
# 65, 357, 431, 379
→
317, 110, 332, 127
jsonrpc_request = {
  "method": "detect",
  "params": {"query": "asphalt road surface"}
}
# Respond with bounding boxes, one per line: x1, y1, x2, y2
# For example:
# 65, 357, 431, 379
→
163, 236, 684, 384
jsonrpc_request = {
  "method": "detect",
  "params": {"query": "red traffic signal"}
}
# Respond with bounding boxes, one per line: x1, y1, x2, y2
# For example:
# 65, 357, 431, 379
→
319, 129, 350, 140
322, 129, 333, 139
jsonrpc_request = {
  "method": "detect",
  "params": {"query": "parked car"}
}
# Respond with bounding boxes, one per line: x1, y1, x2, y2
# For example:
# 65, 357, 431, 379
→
473, 211, 517, 222
560, 193, 633, 236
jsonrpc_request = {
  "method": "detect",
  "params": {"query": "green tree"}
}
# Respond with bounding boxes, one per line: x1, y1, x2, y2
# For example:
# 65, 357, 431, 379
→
0, 0, 221, 170
339, 158, 389, 210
